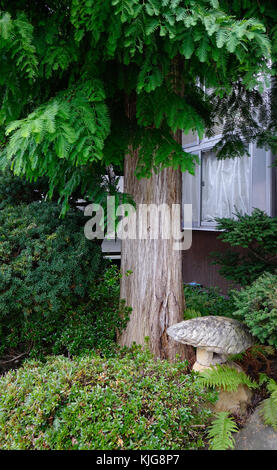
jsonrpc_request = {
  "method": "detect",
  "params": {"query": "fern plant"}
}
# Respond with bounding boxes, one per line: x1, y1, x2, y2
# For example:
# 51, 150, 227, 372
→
259, 378, 277, 430
199, 364, 258, 392
230, 344, 275, 363
207, 412, 238, 450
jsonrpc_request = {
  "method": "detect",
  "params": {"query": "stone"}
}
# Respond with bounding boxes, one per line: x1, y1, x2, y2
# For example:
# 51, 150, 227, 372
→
167, 316, 254, 371
213, 362, 253, 415
234, 403, 277, 450
214, 383, 252, 415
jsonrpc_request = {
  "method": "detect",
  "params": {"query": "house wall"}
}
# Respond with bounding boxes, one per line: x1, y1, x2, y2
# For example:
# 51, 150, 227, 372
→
182, 230, 245, 293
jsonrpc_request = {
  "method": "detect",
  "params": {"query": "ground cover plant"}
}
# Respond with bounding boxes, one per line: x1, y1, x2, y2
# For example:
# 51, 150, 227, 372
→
0, 348, 216, 450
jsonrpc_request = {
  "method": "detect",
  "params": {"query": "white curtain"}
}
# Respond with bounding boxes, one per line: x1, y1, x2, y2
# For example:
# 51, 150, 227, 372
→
201, 151, 250, 223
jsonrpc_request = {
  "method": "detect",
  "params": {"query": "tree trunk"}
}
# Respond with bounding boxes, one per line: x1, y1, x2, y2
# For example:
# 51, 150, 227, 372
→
118, 135, 192, 361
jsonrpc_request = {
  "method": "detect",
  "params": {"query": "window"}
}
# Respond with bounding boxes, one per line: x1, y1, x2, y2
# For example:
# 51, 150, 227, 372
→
182, 133, 274, 230
201, 150, 250, 224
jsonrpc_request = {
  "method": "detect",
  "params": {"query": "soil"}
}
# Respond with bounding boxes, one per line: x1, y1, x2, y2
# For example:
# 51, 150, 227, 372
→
0, 349, 29, 375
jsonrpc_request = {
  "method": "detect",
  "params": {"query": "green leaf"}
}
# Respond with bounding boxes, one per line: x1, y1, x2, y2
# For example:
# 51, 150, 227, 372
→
207, 412, 238, 450
180, 34, 194, 59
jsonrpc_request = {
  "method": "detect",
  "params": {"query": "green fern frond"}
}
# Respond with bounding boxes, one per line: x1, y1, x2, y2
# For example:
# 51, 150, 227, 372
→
5, 80, 110, 166
259, 380, 277, 430
257, 376, 277, 429
180, 32, 194, 59
229, 351, 245, 362
260, 397, 277, 430
207, 412, 238, 450
250, 344, 275, 358
258, 373, 270, 386
267, 379, 277, 395
199, 364, 258, 392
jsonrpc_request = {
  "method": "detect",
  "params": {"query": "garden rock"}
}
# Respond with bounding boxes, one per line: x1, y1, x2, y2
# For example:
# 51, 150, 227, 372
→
213, 362, 253, 415
234, 403, 277, 450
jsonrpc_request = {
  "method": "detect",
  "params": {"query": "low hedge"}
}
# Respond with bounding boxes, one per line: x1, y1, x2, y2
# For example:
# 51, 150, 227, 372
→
0, 349, 216, 450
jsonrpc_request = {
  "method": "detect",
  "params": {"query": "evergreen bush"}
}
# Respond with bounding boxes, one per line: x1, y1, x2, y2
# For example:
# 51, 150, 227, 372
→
210, 209, 277, 286
232, 272, 277, 348
0, 171, 50, 207
0, 200, 128, 358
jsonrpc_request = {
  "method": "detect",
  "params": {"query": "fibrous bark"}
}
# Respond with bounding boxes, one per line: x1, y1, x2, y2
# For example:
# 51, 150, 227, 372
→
119, 139, 191, 361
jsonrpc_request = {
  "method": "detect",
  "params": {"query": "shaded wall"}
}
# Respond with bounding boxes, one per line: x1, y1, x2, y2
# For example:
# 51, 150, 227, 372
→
182, 230, 243, 293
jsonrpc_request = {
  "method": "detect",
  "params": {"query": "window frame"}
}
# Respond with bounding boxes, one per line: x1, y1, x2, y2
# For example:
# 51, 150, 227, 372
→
182, 134, 273, 231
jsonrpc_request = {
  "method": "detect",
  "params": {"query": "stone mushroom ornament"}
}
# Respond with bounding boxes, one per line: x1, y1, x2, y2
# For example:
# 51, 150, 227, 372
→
167, 316, 254, 372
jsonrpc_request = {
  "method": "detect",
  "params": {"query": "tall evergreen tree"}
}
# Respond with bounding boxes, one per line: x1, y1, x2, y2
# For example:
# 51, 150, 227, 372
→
0, 1, 274, 358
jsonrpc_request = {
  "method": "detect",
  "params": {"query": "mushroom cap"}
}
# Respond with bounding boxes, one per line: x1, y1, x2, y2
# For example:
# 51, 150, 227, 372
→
167, 316, 254, 354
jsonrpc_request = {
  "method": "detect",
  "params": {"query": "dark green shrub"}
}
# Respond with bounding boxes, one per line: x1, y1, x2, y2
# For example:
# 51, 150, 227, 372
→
184, 285, 235, 319
232, 272, 277, 348
210, 209, 277, 286
50, 266, 130, 356
0, 348, 216, 450
0, 171, 51, 207
0, 200, 128, 358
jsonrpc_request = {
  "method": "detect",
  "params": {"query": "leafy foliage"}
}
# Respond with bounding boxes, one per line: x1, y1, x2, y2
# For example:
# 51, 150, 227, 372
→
207, 1, 277, 158
0, 1, 273, 212
208, 81, 276, 159
0, 10, 37, 80
232, 272, 277, 348
183, 307, 202, 320
259, 378, 277, 430
0, 199, 130, 359
199, 364, 258, 392
210, 209, 277, 286
0, 170, 50, 207
184, 285, 235, 318
1, 81, 112, 213
0, 348, 216, 450
230, 345, 275, 380
251, 344, 276, 358
207, 412, 238, 450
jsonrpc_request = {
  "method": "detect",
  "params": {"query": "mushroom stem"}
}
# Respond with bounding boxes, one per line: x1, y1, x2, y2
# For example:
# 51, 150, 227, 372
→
194, 347, 214, 370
